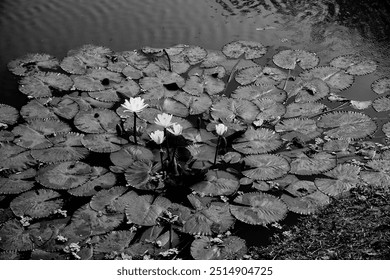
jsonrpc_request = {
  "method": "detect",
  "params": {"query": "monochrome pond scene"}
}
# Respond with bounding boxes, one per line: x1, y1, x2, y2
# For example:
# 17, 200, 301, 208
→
0, 0, 389, 260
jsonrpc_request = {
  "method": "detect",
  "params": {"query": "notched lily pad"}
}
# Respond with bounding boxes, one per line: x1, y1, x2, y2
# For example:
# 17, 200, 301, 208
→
74, 109, 120, 134
0, 104, 19, 127
222, 40, 267, 59
110, 145, 154, 172
371, 77, 390, 95
360, 160, 390, 187
0, 220, 35, 251
0, 144, 37, 172
330, 54, 377, 75
232, 84, 287, 103
211, 97, 260, 123
190, 170, 239, 196
273, 49, 319, 70
289, 152, 336, 175
81, 133, 128, 153
300, 66, 354, 91
372, 95, 390, 112
243, 154, 290, 180
230, 192, 288, 225
8, 53, 59, 76
281, 191, 330, 215
190, 236, 247, 260
233, 128, 282, 154
235, 66, 287, 86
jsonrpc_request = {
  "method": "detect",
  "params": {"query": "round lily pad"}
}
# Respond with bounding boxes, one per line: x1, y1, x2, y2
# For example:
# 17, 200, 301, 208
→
275, 118, 322, 141
50, 97, 80, 120
0, 176, 35, 195
94, 230, 136, 254
281, 191, 330, 215
36, 161, 92, 190
125, 161, 162, 190
284, 102, 327, 118
273, 49, 319, 70
10, 189, 63, 218
360, 160, 390, 187
289, 152, 336, 175
233, 128, 283, 154
222, 40, 267, 59
235, 66, 287, 86
232, 84, 287, 103
300, 66, 354, 91
230, 192, 288, 225
90, 186, 133, 214
74, 109, 121, 134
211, 97, 260, 123
371, 77, 390, 95
190, 236, 247, 260
190, 170, 239, 196
243, 154, 290, 180
0, 144, 37, 172
8, 53, 59, 76
20, 100, 57, 120
0, 104, 19, 126
81, 133, 128, 153
372, 95, 390, 112
330, 54, 377, 75
0, 220, 35, 251
110, 144, 154, 172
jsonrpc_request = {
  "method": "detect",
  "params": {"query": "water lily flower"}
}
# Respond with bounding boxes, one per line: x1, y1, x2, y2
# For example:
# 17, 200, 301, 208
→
150, 130, 165, 145
215, 123, 228, 136
121, 97, 148, 113
155, 113, 173, 128
167, 123, 183, 136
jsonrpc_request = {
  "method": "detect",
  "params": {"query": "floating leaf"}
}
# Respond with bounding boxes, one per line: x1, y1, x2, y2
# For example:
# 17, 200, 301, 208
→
291, 78, 330, 103
315, 164, 361, 197
191, 170, 239, 196
0, 131, 15, 142
94, 230, 136, 254
233, 128, 282, 154
235, 66, 287, 86
20, 100, 56, 120
8, 53, 59, 76
222, 41, 267, 59
360, 160, 390, 187
330, 54, 377, 75
0, 144, 36, 172
323, 139, 351, 152
316, 111, 377, 139
243, 154, 290, 180
300, 66, 354, 91
0, 104, 18, 126
12, 124, 52, 149
170, 45, 207, 65
232, 84, 287, 103
68, 167, 116, 197
10, 189, 63, 218
81, 133, 128, 153
211, 97, 260, 123
90, 186, 134, 214
0, 220, 34, 251
125, 161, 162, 190
382, 122, 390, 137
289, 152, 336, 175
173, 92, 212, 115
74, 109, 120, 134
110, 145, 154, 172
191, 236, 247, 260
36, 161, 92, 190
284, 102, 327, 118
281, 191, 330, 215
285, 180, 318, 197
71, 204, 123, 236
139, 70, 185, 91
31, 133, 89, 163
273, 49, 319, 70
371, 77, 390, 95
230, 192, 288, 225
0, 173, 35, 195
372, 96, 390, 112
125, 193, 171, 226
275, 118, 322, 141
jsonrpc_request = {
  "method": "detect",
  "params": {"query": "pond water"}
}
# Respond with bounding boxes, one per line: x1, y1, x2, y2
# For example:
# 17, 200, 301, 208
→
0, 0, 390, 259
0, 0, 389, 106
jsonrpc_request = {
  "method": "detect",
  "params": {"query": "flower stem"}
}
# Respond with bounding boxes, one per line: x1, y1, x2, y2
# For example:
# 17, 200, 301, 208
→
213, 136, 221, 166
133, 112, 138, 145
160, 147, 165, 178
164, 128, 170, 161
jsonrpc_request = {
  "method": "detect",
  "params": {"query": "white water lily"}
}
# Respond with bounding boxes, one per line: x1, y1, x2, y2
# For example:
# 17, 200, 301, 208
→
155, 113, 173, 128
150, 130, 165, 144
167, 123, 183, 136
121, 97, 148, 113
215, 123, 228, 136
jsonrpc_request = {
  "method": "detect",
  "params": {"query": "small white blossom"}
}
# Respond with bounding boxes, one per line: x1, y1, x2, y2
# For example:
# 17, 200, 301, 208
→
150, 130, 165, 144
154, 113, 173, 128
167, 123, 183, 136
215, 123, 228, 136
121, 97, 148, 113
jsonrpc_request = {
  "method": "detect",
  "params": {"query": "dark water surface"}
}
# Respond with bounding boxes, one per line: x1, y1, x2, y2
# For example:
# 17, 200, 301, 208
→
0, 0, 389, 106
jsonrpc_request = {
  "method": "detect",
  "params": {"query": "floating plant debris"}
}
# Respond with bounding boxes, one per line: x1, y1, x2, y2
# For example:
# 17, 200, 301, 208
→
1, 41, 389, 260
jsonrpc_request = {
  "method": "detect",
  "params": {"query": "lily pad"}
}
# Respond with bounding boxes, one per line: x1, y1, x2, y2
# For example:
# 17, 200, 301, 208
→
50, 97, 80, 120
170, 45, 208, 65
10, 189, 63, 218
289, 152, 336, 175
0, 104, 19, 126
90, 186, 134, 214
139, 70, 185, 91
232, 84, 287, 103
68, 167, 116, 197
284, 102, 327, 118
371, 77, 390, 95
211, 97, 260, 123
125, 161, 163, 190
316, 111, 377, 139
285, 180, 318, 197
110, 145, 154, 172
233, 128, 283, 154
230, 192, 288, 225
281, 191, 330, 215
94, 230, 136, 254
243, 154, 290, 180
8, 53, 59, 76
275, 118, 322, 141
273, 49, 319, 70
12, 124, 52, 149
372, 95, 390, 112
186, 144, 217, 169
36, 161, 92, 190
315, 164, 361, 197
74, 109, 120, 134
190, 236, 247, 260
382, 122, 390, 137
222, 41, 267, 59
0, 174, 35, 195
360, 160, 390, 187
0, 144, 37, 172
330, 54, 377, 75
235, 66, 287, 86
253, 98, 286, 121
291, 78, 330, 103
20, 100, 57, 120
183, 75, 225, 96
0, 220, 35, 251
190, 170, 239, 196
173, 92, 212, 115
300, 66, 354, 91
81, 133, 128, 153
125, 193, 172, 226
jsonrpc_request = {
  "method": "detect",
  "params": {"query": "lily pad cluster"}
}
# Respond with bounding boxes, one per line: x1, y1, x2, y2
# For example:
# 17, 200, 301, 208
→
0, 41, 389, 260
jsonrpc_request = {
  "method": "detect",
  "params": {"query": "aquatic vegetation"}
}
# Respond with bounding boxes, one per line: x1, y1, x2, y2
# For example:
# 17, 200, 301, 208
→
0, 41, 389, 260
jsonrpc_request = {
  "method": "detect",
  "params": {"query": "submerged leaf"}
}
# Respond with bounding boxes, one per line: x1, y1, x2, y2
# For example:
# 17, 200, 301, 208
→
230, 192, 288, 225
